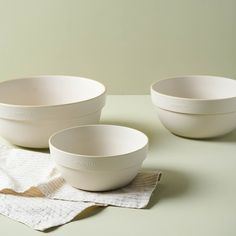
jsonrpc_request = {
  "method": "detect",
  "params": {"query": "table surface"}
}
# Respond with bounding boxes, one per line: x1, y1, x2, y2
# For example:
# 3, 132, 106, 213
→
0, 95, 236, 236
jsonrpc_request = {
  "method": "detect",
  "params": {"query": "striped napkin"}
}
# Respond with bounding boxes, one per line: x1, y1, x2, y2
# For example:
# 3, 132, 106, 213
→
0, 144, 161, 231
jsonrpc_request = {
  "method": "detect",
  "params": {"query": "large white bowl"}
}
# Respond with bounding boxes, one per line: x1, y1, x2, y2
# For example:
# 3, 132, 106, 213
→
0, 75, 106, 148
151, 76, 236, 138
49, 125, 148, 191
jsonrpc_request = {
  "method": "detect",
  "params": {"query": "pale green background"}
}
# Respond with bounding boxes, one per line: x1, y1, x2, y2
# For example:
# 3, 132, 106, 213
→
0, 0, 235, 94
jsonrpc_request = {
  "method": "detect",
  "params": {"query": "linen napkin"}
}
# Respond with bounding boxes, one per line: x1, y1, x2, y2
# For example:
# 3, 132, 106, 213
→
0, 144, 161, 231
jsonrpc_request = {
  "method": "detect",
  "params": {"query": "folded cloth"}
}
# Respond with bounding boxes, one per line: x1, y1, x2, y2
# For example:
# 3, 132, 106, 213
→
0, 194, 96, 231
0, 144, 161, 231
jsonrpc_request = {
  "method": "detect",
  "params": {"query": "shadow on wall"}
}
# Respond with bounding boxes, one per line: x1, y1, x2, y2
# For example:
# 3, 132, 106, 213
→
145, 168, 191, 209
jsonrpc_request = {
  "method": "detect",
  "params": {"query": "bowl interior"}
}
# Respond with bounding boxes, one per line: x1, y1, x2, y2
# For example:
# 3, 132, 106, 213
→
50, 125, 148, 157
152, 76, 236, 99
0, 76, 105, 106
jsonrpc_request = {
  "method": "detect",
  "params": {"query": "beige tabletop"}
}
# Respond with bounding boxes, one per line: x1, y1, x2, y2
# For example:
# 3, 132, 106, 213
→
0, 95, 236, 236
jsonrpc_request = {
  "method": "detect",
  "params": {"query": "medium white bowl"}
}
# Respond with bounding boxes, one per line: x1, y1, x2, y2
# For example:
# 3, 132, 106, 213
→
151, 76, 236, 138
49, 125, 148, 191
0, 76, 106, 148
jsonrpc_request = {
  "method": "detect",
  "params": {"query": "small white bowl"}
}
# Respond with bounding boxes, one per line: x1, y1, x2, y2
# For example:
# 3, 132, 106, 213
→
49, 125, 148, 191
151, 76, 236, 138
0, 76, 106, 148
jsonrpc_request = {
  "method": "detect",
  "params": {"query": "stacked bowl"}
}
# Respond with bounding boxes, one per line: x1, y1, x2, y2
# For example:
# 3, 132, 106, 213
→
0, 75, 148, 191
0, 75, 106, 148
0, 74, 235, 191
49, 125, 148, 191
151, 76, 236, 138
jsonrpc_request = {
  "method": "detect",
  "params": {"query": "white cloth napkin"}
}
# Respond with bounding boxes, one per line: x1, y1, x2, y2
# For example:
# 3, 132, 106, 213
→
0, 144, 161, 231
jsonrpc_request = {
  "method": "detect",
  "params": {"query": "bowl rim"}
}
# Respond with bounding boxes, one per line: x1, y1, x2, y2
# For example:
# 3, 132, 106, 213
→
49, 124, 149, 159
151, 75, 236, 102
0, 75, 106, 108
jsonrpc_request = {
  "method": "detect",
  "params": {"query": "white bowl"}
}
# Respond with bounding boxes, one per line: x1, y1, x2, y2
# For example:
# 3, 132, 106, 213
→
151, 76, 236, 138
0, 76, 106, 148
49, 125, 148, 191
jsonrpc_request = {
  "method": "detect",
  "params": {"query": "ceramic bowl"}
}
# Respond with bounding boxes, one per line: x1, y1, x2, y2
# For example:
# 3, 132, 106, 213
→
151, 76, 236, 138
0, 75, 106, 148
49, 125, 148, 191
